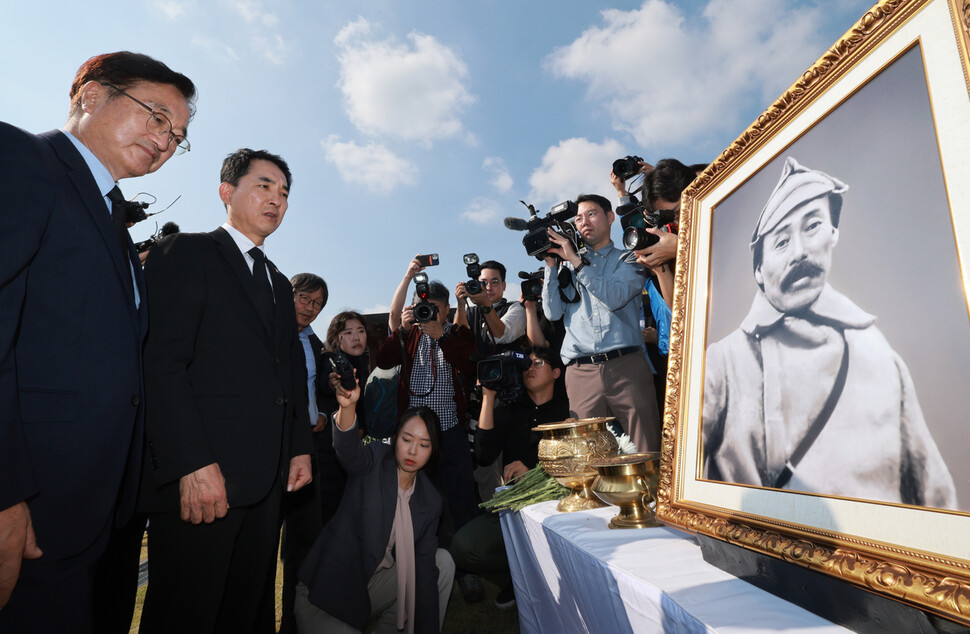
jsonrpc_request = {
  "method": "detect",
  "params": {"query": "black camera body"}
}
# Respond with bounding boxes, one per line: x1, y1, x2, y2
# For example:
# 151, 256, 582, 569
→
510, 200, 587, 261
617, 198, 679, 251
613, 155, 645, 181
412, 272, 439, 323
463, 253, 482, 295
478, 350, 531, 403
519, 269, 544, 302
328, 351, 357, 391
134, 221, 180, 253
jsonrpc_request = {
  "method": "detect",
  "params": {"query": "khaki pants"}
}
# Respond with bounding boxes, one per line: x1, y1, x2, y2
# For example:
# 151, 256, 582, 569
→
565, 352, 660, 452
293, 548, 455, 633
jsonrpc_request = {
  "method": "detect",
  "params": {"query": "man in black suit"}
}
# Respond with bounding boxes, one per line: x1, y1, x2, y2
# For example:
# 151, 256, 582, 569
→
138, 148, 313, 633
0, 52, 195, 633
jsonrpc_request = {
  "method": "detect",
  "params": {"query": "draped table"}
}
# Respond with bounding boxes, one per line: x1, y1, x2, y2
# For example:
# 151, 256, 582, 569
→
500, 501, 851, 633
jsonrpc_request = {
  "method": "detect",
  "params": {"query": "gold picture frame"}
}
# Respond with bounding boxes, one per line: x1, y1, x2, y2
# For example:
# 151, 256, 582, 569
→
657, 0, 970, 625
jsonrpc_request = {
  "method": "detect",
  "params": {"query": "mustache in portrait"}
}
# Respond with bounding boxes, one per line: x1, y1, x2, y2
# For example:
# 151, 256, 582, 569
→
780, 260, 825, 292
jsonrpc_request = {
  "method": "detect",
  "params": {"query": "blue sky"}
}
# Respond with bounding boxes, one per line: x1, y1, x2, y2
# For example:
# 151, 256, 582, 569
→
1, 0, 872, 330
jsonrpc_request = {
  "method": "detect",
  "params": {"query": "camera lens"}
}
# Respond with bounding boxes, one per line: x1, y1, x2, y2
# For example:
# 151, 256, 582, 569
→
613, 156, 640, 181
414, 301, 437, 323
464, 280, 482, 295
623, 226, 659, 251
478, 359, 503, 382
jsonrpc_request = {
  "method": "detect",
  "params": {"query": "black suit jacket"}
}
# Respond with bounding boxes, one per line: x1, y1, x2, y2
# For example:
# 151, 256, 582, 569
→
140, 227, 311, 510
0, 123, 147, 559
299, 426, 442, 632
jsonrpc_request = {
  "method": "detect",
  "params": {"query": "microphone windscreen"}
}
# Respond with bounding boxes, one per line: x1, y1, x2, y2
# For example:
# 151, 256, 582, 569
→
160, 222, 181, 236
504, 217, 529, 231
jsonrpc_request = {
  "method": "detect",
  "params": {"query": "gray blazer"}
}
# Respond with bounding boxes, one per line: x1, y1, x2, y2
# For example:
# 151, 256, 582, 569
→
299, 425, 443, 632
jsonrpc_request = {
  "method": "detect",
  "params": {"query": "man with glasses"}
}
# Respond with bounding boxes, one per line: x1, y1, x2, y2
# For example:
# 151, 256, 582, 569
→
0, 52, 195, 632
454, 260, 526, 355
139, 149, 313, 632
542, 194, 660, 453
280, 272, 328, 634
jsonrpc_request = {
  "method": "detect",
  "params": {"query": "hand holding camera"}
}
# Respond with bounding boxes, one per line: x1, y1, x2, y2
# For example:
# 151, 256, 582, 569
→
634, 230, 678, 268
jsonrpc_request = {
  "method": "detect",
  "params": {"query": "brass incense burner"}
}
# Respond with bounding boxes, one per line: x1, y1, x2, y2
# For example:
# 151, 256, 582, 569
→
534, 417, 619, 513
590, 452, 661, 529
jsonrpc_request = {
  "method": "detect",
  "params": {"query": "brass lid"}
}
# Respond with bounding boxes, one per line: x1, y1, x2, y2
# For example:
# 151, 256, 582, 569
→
589, 452, 660, 475
533, 417, 615, 437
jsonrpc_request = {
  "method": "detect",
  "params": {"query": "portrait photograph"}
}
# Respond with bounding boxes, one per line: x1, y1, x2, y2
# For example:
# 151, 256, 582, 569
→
701, 42, 970, 512
658, 0, 970, 624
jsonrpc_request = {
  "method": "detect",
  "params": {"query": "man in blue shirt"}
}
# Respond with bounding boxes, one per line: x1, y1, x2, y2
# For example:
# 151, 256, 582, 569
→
542, 194, 660, 452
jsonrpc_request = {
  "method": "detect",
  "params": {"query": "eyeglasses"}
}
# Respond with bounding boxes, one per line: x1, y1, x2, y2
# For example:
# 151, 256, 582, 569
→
530, 359, 547, 369
478, 279, 503, 288
295, 293, 324, 311
102, 83, 190, 155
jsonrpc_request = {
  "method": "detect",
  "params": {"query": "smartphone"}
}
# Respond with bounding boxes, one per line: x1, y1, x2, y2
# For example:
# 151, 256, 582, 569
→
416, 254, 439, 267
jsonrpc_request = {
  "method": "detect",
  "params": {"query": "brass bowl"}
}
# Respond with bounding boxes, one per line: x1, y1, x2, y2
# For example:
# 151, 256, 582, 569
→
590, 452, 661, 529
534, 418, 619, 513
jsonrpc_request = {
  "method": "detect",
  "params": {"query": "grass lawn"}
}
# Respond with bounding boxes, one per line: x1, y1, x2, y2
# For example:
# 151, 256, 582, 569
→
128, 540, 520, 633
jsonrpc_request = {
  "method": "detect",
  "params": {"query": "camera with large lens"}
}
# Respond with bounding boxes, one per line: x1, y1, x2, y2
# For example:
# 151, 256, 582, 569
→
612, 155, 645, 182
622, 226, 660, 251
617, 197, 679, 251
478, 350, 531, 403
518, 269, 544, 301
328, 350, 358, 391
412, 272, 439, 323
506, 200, 587, 261
463, 253, 482, 295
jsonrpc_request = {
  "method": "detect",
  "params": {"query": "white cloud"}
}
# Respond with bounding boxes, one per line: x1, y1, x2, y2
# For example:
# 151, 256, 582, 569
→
546, 0, 830, 151
460, 197, 503, 225
222, 0, 277, 25
192, 36, 239, 63
483, 157, 513, 193
334, 18, 475, 145
217, 0, 285, 64
321, 135, 418, 193
528, 137, 624, 206
251, 33, 288, 65
158, 0, 188, 20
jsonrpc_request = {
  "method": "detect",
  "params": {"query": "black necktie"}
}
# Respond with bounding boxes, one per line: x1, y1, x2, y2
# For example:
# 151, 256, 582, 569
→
106, 186, 133, 263
248, 247, 276, 326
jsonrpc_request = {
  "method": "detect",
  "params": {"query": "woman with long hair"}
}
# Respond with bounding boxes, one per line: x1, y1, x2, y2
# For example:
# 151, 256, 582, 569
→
294, 378, 454, 633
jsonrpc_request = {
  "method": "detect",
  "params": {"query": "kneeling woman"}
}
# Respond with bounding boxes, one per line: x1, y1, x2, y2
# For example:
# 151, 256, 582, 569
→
295, 379, 455, 633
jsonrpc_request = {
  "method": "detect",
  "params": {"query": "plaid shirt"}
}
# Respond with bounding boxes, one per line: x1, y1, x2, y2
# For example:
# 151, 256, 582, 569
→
375, 323, 478, 433
408, 325, 459, 431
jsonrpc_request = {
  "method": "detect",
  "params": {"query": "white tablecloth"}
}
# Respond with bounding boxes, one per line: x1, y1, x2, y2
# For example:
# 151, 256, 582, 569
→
500, 501, 851, 634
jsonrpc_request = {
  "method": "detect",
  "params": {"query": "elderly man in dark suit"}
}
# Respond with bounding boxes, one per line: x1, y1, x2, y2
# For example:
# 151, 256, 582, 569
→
0, 52, 195, 633
138, 149, 313, 633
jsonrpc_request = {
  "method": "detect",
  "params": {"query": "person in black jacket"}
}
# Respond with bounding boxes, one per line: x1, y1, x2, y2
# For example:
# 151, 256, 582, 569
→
296, 380, 455, 633
450, 347, 569, 610
315, 311, 372, 524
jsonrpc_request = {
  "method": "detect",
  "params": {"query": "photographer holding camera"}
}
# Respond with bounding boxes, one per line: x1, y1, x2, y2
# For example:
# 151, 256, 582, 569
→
451, 347, 569, 610
454, 259, 526, 355
541, 194, 660, 453
377, 256, 483, 595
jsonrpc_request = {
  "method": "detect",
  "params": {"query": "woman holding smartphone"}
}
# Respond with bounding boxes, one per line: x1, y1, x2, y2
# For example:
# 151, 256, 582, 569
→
295, 375, 454, 633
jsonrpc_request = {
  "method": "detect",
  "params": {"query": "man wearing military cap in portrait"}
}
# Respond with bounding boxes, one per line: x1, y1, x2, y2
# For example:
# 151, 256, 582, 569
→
702, 157, 956, 509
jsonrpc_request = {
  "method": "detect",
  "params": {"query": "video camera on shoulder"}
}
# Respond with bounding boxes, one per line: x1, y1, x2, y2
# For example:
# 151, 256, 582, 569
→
463, 253, 482, 295
134, 221, 180, 253
412, 272, 438, 323
519, 269, 544, 302
478, 350, 531, 404
504, 200, 587, 262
